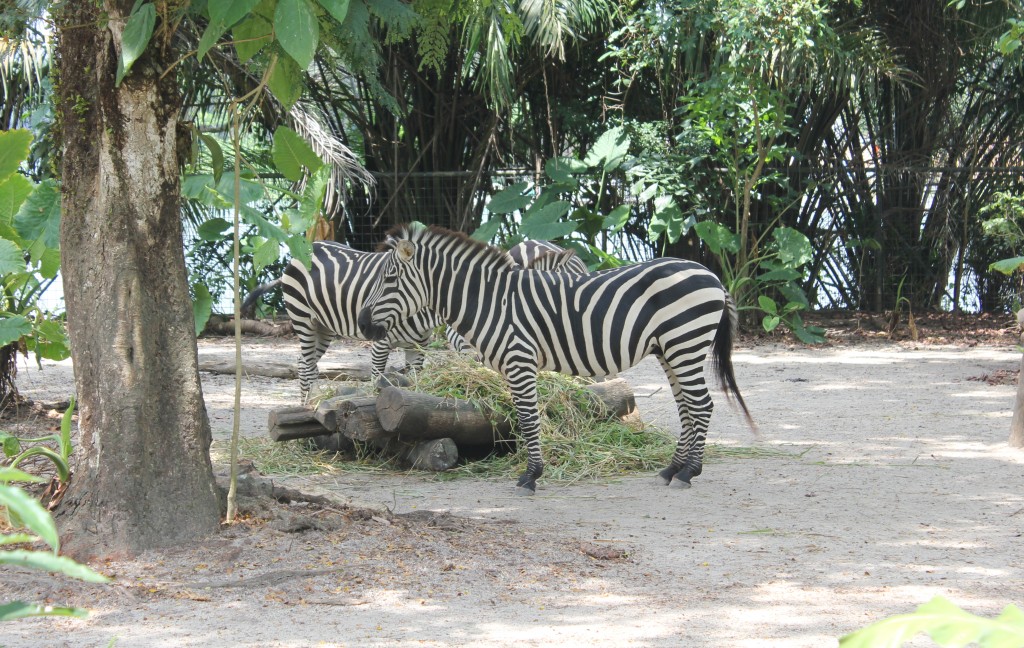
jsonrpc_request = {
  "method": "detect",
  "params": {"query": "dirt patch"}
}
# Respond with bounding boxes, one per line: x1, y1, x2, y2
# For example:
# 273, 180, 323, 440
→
3, 319, 1024, 647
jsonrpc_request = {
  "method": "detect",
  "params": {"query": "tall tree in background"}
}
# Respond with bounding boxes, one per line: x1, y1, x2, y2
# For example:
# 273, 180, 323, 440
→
54, 1, 220, 555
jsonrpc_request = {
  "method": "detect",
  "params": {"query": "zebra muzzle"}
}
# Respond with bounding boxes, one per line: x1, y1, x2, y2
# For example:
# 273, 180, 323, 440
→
357, 307, 389, 341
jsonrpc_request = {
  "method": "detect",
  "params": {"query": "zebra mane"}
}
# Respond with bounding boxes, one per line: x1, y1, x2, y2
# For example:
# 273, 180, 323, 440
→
381, 224, 517, 270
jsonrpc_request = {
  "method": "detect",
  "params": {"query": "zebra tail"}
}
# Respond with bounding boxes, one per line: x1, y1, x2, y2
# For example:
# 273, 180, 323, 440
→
240, 278, 282, 319
712, 292, 757, 432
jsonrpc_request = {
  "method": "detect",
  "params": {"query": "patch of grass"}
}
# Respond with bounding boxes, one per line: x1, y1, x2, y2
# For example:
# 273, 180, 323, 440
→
211, 437, 341, 477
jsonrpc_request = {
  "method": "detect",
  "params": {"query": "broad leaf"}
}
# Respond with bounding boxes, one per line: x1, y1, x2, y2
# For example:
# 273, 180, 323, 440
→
0, 237, 24, 275
694, 220, 740, 255
272, 125, 324, 181
520, 201, 576, 240
0, 549, 109, 583
26, 319, 70, 362
215, 173, 264, 205
757, 267, 801, 282
990, 256, 1024, 275
584, 126, 629, 171
318, 0, 350, 23
757, 295, 778, 315
199, 134, 225, 184
0, 601, 89, 621
197, 217, 233, 241
267, 53, 303, 110
295, 164, 332, 232
0, 483, 58, 550
192, 283, 213, 337
0, 315, 32, 347
771, 227, 812, 268
253, 237, 280, 272
242, 206, 288, 241
275, 0, 319, 69
841, 596, 1024, 648
210, 0, 261, 28
286, 234, 312, 267
471, 217, 503, 243
487, 182, 531, 214
0, 129, 31, 180
0, 173, 34, 228
14, 179, 60, 250
38, 248, 60, 280
545, 157, 587, 185
0, 466, 45, 483
762, 315, 780, 332
116, 2, 156, 86
647, 196, 689, 244
602, 204, 631, 233
232, 12, 273, 63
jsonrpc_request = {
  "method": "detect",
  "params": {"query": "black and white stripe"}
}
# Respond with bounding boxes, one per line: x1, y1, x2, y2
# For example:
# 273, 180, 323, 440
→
358, 225, 752, 494
243, 240, 586, 400
508, 240, 589, 273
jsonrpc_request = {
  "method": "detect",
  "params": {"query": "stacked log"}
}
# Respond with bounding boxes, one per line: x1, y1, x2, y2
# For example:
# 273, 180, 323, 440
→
266, 378, 637, 472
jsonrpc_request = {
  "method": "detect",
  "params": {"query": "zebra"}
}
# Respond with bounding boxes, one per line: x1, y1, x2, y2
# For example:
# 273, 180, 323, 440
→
357, 225, 753, 495
508, 240, 590, 274
242, 239, 587, 400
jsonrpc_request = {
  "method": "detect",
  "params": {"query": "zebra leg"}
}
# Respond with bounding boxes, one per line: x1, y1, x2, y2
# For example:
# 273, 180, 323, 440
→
401, 329, 432, 373
370, 340, 391, 378
296, 324, 331, 402
507, 366, 544, 495
656, 355, 714, 488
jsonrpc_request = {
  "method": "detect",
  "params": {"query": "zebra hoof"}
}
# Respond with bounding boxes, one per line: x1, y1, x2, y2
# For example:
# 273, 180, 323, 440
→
515, 484, 537, 496
669, 477, 692, 489
657, 466, 676, 485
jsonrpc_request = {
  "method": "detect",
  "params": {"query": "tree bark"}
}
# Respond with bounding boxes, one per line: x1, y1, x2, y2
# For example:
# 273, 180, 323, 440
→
1010, 309, 1024, 448
55, 2, 220, 556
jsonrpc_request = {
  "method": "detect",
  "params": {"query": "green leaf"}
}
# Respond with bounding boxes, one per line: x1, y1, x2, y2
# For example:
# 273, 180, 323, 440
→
60, 396, 75, 461
232, 12, 274, 63
0, 315, 32, 347
253, 237, 280, 272
0, 173, 34, 227
14, 179, 61, 250
0, 237, 24, 275
25, 319, 71, 363
267, 53, 303, 110
199, 134, 225, 184
210, 0, 261, 28
989, 256, 1024, 275
242, 206, 288, 241
584, 126, 630, 171
275, 0, 319, 69
294, 164, 331, 232
116, 2, 156, 86
520, 201, 576, 240
0, 533, 36, 545
771, 227, 812, 268
0, 601, 90, 621
38, 247, 60, 280
602, 204, 631, 234
192, 283, 213, 336
0, 549, 109, 583
0, 466, 45, 483
487, 182, 531, 214
757, 295, 778, 315
215, 173, 264, 205
0, 484, 59, 551
839, 596, 1024, 648
471, 217, 503, 243
762, 315, 780, 332
0, 129, 32, 180
1, 431, 21, 457
545, 157, 587, 185
286, 234, 312, 267
647, 196, 689, 244
272, 125, 324, 182
317, 0, 350, 23
694, 220, 740, 255
197, 217, 232, 241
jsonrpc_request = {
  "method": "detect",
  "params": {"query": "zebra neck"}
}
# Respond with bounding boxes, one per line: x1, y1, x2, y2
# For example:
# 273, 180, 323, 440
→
430, 259, 510, 343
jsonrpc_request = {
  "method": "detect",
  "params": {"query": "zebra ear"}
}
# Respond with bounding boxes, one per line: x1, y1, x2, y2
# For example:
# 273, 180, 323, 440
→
395, 240, 416, 264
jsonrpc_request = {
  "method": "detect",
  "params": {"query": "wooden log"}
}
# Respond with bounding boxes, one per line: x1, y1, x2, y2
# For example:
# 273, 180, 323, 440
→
582, 378, 637, 419
314, 396, 350, 432
339, 397, 392, 442
268, 406, 329, 441
310, 431, 355, 454
376, 388, 513, 446
199, 358, 391, 382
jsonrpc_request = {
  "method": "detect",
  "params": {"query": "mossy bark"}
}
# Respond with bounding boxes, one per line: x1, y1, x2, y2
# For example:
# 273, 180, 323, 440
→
54, 1, 220, 557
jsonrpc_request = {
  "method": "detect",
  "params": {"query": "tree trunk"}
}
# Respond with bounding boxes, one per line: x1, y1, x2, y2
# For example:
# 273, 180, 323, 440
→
54, 2, 220, 556
1010, 310, 1024, 448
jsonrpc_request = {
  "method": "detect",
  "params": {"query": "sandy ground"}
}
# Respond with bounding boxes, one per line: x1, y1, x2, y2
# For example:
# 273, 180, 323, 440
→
3, 333, 1024, 648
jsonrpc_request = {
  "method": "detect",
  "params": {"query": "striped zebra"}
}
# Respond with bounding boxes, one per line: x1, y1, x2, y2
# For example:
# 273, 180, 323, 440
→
243, 239, 586, 400
508, 240, 590, 274
357, 225, 753, 494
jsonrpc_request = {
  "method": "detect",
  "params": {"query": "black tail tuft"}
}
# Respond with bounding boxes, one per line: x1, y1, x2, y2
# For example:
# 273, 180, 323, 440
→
711, 292, 756, 431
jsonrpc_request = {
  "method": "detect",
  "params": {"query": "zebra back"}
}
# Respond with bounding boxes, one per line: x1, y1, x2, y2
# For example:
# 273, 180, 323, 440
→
507, 240, 588, 274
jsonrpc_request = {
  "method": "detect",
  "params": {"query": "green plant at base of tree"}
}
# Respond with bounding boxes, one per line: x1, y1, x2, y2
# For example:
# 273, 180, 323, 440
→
0, 461, 108, 621
840, 596, 1024, 648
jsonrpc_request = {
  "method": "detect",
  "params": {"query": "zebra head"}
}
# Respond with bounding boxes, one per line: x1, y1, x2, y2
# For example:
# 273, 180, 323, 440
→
357, 237, 426, 341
